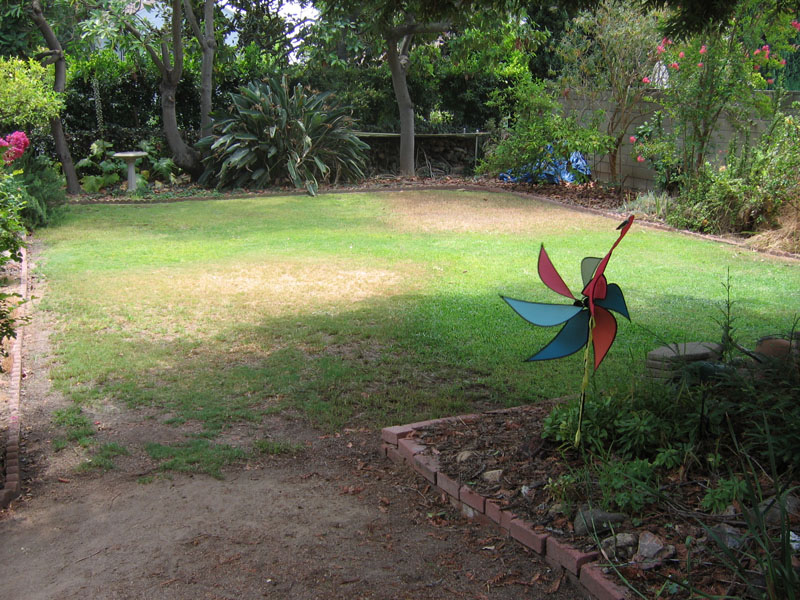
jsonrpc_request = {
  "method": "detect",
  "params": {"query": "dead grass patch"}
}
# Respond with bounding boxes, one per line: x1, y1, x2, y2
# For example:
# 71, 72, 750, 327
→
383, 190, 610, 234
747, 202, 800, 255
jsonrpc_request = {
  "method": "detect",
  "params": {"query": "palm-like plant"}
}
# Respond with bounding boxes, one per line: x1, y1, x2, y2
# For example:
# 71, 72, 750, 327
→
197, 77, 369, 195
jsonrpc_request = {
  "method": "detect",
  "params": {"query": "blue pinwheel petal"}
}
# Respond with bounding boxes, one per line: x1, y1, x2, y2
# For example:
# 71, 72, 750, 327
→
502, 296, 583, 327
595, 283, 630, 320
527, 309, 590, 361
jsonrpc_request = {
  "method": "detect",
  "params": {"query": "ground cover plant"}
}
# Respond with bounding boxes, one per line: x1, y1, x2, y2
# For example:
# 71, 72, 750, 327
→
35, 190, 799, 464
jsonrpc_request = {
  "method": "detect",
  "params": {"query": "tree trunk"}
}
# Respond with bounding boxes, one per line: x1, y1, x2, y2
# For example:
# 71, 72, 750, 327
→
386, 35, 415, 176
30, 0, 82, 194
184, 0, 216, 138
161, 77, 202, 178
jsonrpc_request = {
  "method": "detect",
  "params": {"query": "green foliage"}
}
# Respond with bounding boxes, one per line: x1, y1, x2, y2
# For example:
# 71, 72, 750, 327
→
75, 140, 122, 193
557, 0, 661, 182
478, 77, 613, 179
0, 57, 63, 130
700, 476, 746, 513
197, 77, 369, 195
596, 458, 657, 514
14, 151, 67, 228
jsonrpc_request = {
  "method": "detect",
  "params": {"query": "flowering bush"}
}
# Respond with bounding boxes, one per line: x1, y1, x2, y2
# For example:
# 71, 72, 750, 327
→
1, 131, 30, 166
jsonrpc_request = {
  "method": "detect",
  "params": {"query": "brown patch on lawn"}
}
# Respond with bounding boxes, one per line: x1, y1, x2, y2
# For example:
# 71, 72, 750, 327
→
383, 190, 610, 234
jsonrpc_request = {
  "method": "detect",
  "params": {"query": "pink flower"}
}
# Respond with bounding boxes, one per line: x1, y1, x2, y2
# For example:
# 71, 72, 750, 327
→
642, 76, 651, 84
754, 64, 761, 71
698, 62, 704, 68
656, 45, 665, 54
1, 131, 29, 165
629, 136, 637, 143
670, 62, 680, 70
791, 19, 800, 31
679, 51, 685, 58
699, 45, 707, 54
767, 78, 775, 84
781, 59, 787, 66
637, 155, 646, 163
754, 49, 761, 55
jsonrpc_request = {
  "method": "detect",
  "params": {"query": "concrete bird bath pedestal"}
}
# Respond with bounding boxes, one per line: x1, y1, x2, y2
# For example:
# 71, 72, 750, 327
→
113, 151, 148, 193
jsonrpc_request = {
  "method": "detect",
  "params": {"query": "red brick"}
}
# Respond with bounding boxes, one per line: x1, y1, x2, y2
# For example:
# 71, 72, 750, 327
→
381, 425, 417, 445
459, 485, 485, 513
510, 519, 548, 554
546, 536, 599, 575
5, 465, 18, 477
412, 453, 438, 484
1, 487, 20, 508
386, 445, 405, 465
4, 474, 19, 486
485, 500, 515, 533
397, 438, 426, 461
436, 470, 460, 499
580, 563, 629, 600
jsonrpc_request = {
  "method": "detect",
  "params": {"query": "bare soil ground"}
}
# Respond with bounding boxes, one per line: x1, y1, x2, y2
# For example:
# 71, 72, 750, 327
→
0, 246, 579, 600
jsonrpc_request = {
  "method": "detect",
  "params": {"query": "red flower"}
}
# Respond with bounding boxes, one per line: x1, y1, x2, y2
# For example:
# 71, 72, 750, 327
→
767, 78, 775, 84
636, 155, 645, 163
698, 62, 704, 68
678, 51, 685, 58
791, 20, 800, 31
670, 62, 680, 70
629, 136, 637, 143
699, 45, 707, 54
642, 76, 651, 84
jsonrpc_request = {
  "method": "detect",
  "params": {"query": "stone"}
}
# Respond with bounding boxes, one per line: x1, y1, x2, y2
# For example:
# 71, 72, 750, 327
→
709, 523, 743, 550
600, 532, 638, 561
755, 336, 791, 358
647, 342, 722, 363
481, 469, 503, 484
573, 508, 627, 537
636, 531, 665, 560
755, 494, 800, 525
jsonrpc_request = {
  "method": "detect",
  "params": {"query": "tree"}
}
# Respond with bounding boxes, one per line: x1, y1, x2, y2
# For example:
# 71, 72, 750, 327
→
0, 56, 62, 128
29, 0, 82, 193
320, 0, 520, 176
82, 0, 203, 177
182, 0, 216, 138
557, 0, 661, 183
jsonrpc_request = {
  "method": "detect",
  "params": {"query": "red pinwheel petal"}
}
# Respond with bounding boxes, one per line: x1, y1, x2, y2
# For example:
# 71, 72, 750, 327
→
538, 245, 575, 299
583, 216, 634, 311
592, 306, 618, 370
593, 275, 608, 301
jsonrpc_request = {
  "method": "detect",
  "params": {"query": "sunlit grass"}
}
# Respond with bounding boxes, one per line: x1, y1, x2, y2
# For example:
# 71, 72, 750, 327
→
36, 191, 800, 444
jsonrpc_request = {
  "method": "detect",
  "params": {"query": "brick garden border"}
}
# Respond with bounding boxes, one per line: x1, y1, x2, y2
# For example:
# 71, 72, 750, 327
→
381, 415, 632, 600
1, 247, 27, 508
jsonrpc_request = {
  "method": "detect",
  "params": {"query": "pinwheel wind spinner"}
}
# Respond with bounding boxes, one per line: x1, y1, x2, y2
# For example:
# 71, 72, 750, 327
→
502, 216, 634, 446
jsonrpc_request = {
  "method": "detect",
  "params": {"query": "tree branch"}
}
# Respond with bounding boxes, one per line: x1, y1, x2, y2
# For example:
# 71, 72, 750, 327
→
388, 21, 451, 39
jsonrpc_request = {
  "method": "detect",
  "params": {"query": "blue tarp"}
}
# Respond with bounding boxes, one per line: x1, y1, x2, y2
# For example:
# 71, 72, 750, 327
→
498, 146, 591, 184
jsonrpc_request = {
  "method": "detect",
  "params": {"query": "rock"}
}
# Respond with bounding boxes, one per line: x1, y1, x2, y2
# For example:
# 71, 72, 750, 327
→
755, 494, 800, 526
547, 503, 567, 518
755, 336, 791, 358
573, 508, 627, 537
647, 342, 722, 363
481, 469, 503, 483
633, 532, 675, 570
636, 531, 665, 559
709, 523, 743, 550
600, 533, 638, 561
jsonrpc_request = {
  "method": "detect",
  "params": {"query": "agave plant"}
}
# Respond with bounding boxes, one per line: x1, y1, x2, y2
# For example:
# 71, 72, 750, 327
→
197, 77, 369, 195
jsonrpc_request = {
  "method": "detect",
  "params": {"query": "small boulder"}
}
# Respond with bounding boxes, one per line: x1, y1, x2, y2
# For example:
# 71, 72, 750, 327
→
481, 469, 503, 484
600, 532, 638, 561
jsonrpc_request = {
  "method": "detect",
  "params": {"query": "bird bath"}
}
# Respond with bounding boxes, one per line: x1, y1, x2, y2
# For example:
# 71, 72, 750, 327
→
113, 151, 148, 193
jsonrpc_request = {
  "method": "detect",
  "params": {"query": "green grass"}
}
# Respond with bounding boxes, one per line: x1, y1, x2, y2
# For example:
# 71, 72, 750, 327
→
77, 442, 129, 472
36, 191, 800, 445
144, 440, 246, 479
253, 438, 306, 455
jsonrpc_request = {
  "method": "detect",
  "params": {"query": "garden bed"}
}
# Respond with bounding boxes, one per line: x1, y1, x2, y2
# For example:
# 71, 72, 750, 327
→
387, 398, 800, 600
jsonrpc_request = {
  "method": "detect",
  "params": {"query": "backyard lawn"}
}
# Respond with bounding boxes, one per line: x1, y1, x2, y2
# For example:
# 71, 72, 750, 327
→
36, 190, 800, 450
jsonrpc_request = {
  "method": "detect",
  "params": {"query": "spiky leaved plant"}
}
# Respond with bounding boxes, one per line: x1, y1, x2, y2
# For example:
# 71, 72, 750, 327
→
197, 77, 369, 195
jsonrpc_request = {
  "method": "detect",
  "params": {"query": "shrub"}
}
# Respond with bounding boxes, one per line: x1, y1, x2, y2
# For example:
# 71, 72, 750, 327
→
477, 77, 612, 182
14, 151, 67, 228
197, 77, 369, 196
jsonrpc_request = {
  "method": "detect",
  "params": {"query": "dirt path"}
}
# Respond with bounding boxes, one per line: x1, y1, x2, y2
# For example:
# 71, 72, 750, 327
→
0, 249, 578, 600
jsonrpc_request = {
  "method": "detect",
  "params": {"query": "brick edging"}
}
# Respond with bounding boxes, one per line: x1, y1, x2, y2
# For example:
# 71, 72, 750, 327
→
381, 414, 631, 600
2, 246, 28, 508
